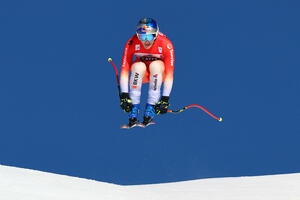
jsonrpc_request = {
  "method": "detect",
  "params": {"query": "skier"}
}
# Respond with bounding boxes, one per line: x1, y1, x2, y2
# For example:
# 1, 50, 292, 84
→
119, 18, 175, 128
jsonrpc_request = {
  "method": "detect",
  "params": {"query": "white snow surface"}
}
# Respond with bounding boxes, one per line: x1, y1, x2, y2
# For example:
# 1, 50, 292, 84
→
1, 164, 300, 200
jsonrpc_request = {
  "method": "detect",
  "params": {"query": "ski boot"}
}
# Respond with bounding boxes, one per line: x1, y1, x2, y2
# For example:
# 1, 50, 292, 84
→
127, 104, 140, 128
140, 104, 156, 127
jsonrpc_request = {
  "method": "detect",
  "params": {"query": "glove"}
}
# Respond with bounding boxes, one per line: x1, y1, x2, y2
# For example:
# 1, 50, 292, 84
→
120, 93, 133, 113
154, 96, 170, 114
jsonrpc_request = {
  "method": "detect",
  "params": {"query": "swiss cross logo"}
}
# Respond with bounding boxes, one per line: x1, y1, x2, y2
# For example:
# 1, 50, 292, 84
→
158, 47, 162, 53
135, 44, 140, 51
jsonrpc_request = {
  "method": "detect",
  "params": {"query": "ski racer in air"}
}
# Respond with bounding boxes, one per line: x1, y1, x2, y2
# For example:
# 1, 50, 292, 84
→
119, 18, 175, 128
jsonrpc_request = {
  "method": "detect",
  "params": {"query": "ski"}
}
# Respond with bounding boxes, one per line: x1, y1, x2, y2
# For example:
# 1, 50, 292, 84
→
120, 124, 139, 129
120, 122, 156, 129
137, 122, 156, 128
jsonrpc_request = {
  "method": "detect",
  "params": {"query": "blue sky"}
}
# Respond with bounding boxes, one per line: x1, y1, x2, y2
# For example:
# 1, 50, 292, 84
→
0, 0, 299, 185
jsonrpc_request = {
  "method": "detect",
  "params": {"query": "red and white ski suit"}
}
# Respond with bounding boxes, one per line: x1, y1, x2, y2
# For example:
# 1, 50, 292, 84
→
120, 32, 175, 104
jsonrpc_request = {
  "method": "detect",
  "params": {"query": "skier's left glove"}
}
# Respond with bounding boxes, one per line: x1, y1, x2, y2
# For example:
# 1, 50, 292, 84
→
154, 96, 170, 114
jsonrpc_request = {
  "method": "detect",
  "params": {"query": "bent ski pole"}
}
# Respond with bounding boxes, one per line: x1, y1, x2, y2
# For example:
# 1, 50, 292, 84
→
108, 58, 121, 97
168, 105, 223, 122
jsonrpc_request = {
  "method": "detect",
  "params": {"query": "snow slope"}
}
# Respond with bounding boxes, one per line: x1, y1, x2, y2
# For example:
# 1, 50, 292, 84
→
1, 164, 300, 200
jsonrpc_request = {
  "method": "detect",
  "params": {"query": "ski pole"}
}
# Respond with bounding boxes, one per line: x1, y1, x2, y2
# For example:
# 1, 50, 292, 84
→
108, 58, 121, 97
168, 105, 223, 122
108, 57, 223, 122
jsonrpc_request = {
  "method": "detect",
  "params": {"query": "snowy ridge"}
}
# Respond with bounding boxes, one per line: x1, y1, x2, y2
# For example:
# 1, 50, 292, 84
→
1, 164, 300, 200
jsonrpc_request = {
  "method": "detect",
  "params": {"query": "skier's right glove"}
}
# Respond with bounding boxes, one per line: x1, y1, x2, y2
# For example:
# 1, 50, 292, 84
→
120, 92, 133, 113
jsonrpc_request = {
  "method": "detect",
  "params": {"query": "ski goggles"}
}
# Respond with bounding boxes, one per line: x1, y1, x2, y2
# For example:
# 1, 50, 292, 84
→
137, 34, 156, 42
